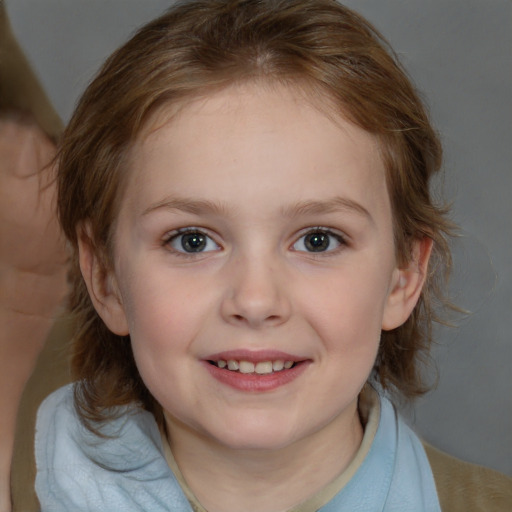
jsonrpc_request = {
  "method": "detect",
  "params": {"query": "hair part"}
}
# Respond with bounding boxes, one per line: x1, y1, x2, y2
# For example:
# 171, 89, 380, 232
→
58, 0, 455, 430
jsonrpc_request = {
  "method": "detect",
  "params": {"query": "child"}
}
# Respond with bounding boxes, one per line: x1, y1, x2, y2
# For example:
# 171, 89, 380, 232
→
35, 1, 511, 511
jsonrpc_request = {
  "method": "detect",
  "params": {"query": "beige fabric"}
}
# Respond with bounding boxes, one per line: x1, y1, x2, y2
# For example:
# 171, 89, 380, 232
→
160, 387, 380, 512
10, 317, 72, 512
424, 442, 512, 512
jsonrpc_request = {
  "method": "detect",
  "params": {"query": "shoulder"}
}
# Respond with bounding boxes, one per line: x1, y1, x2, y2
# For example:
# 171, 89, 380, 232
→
35, 384, 180, 511
423, 442, 512, 512
35, 383, 77, 461
36, 383, 165, 471
35, 384, 92, 509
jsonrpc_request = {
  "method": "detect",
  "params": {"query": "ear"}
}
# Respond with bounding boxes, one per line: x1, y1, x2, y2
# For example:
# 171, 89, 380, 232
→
381, 236, 433, 331
77, 224, 129, 336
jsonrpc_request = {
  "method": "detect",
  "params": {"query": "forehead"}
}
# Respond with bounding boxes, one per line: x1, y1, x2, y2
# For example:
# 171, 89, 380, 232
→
122, 82, 390, 223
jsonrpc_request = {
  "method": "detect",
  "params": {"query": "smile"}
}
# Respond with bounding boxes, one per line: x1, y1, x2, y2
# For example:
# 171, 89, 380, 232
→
209, 359, 295, 374
204, 351, 309, 392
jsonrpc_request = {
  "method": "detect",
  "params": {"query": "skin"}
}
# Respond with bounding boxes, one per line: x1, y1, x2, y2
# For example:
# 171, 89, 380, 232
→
0, 117, 67, 512
80, 83, 431, 512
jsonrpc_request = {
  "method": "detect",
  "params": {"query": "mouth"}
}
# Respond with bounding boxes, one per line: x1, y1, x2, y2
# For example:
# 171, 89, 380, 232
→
203, 351, 309, 392
208, 359, 296, 375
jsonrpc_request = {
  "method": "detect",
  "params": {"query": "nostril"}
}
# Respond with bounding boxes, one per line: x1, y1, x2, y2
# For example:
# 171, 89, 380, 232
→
232, 313, 281, 324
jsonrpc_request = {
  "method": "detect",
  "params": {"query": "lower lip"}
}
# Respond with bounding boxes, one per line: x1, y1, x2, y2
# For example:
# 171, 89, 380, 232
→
203, 361, 310, 392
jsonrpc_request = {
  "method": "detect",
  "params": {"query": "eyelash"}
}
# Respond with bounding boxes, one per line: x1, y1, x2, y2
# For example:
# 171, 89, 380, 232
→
291, 227, 348, 256
162, 226, 348, 258
163, 228, 220, 258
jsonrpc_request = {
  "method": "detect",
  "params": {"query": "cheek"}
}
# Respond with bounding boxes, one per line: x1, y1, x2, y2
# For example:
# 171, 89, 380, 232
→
122, 280, 202, 404
297, 264, 391, 356
117, 272, 185, 349
127, 288, 195, 345
118, 266, 223, 367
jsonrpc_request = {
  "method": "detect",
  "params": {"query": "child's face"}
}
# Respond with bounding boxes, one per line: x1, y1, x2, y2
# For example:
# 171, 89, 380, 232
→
94, 83, 416, 453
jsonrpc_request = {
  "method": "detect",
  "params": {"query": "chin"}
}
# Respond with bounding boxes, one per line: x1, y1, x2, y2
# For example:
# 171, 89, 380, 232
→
208, 414, 306, 452
219, 432, 298, 452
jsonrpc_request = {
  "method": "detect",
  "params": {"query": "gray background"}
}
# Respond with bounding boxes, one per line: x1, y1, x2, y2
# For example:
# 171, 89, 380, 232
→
6, 0, 511, 475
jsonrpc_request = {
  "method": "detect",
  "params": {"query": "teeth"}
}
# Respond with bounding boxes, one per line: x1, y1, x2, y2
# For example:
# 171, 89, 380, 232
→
239, 361, 255, 374
272, 360, 284, 371
227, 360, 239, 371
215, 359, 295, 374
255, 361, 273, 374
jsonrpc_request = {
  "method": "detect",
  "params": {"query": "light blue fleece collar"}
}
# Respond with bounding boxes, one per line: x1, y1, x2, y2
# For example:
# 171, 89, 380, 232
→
36, 384, 440, 511
36, 385, 192, 511
318, 390, 441, 511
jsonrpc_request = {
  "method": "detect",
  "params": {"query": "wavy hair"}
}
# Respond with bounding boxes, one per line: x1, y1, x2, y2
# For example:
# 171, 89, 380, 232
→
57, 0, 454, 429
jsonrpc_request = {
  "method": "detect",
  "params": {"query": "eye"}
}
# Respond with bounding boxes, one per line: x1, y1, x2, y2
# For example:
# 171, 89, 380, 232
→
166, 229, 220, 254
292, 228, 345, 253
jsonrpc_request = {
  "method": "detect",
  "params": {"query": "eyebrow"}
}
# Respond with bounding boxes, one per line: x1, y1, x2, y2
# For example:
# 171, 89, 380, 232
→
142, 195, 372, 223
142, 197, 230, 217
281, 197, 373, 223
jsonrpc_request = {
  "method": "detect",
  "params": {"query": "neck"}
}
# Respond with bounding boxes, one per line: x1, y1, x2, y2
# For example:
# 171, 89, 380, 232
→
165, 404, 363, 512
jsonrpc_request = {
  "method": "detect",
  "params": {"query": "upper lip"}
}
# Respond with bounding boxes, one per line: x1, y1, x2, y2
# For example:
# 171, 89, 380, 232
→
204, 349, 306, 363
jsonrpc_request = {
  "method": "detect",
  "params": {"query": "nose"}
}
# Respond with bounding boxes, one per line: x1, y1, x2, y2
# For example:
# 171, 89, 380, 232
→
220, 254, 292, 329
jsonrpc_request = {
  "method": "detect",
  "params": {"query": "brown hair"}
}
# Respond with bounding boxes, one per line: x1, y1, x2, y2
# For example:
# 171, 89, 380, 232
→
58, 0, 454, 428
